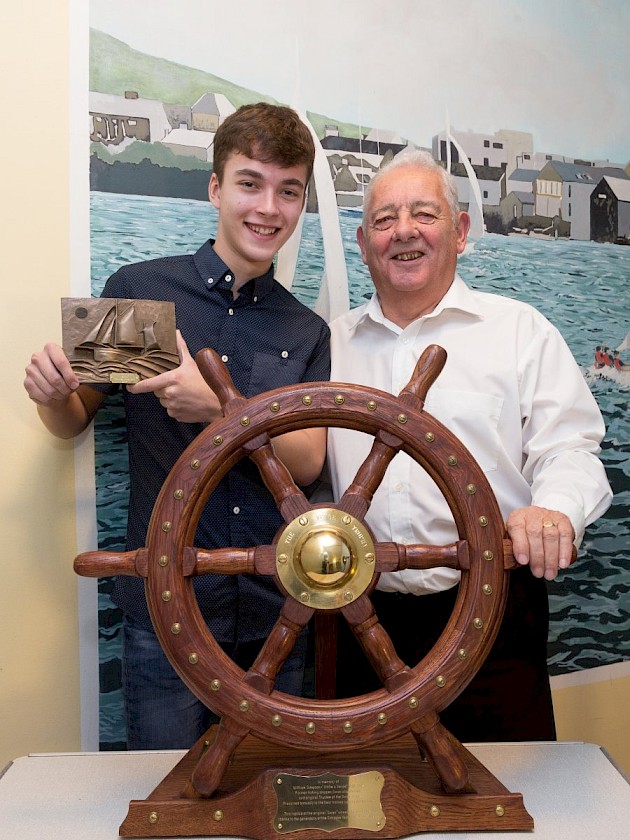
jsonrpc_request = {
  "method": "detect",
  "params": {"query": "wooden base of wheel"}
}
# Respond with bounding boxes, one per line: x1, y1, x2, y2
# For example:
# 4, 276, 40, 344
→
120, 727, 533, 838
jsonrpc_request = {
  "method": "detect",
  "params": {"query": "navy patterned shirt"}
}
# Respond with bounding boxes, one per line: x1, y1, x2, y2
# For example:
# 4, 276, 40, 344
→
98, 239, 330, 642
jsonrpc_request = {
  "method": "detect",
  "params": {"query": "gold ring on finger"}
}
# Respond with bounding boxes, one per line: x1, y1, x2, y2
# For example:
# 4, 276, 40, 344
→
542, 520, 555, 528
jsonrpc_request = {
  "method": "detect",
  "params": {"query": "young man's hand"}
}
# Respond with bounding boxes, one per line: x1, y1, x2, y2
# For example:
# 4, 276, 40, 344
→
127, 331, 222, 423
24, 342, 79, 406
24, 343, 105, 438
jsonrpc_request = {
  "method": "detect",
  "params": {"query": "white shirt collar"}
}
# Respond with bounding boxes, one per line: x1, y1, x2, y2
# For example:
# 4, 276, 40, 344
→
344, 274, 484, 337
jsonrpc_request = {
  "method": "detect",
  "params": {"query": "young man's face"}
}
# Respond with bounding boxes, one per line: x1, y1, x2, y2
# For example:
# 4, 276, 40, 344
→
209, 152, 308, 286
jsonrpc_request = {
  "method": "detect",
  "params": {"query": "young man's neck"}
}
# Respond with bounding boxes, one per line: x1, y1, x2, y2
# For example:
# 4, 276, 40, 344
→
212, 239, 272, 298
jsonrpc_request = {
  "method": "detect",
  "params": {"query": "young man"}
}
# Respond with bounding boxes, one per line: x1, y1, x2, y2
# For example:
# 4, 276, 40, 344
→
328, 150, 612, 741
24, 103, 330, 749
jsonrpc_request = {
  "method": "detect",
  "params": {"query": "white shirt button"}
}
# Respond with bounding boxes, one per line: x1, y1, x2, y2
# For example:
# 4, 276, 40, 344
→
225, 274, 232, 283
207, 277, 214, 285
281, 350, 289, 359
228, 308, 234, 315
233, 506, 240, 514
221, 354, 228, 362
253, 296, 258, 303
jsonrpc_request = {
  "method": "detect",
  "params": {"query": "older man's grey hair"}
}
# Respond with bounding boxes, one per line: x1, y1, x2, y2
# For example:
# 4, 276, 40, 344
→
361, 149, 461, 231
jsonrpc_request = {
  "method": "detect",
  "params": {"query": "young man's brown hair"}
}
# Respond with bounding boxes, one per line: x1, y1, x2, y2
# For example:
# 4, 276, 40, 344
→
212, 102, 315, 184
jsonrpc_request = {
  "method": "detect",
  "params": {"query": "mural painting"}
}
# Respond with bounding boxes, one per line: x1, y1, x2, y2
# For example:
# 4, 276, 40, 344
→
86, 2, 629, 749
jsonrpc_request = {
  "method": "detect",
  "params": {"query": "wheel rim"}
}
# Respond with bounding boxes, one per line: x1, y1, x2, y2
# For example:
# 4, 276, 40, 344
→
144, 373, 508, 752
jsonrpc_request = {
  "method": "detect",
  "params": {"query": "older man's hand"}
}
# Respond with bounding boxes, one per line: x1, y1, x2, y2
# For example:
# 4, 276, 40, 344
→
506, 506, 575, 581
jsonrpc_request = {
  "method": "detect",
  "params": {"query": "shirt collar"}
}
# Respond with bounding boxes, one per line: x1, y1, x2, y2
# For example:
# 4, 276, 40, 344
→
193, 238, 276, 300
345, 274, 484, 335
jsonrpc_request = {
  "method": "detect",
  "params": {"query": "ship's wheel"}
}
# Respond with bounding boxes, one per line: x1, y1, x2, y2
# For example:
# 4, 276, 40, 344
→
75, 344, 534, 837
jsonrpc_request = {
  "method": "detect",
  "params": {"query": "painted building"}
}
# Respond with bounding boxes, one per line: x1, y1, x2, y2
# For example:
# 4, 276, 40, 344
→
433, 127, 533, 177
320, 128, 408, 209
90, 91, 172, 148
500, 190, 535, 225
160, 127, 215, 162
591, 176, 630, 243
535, 161, 630, 239
190, 93, 235, 132
506, 167, 538, 195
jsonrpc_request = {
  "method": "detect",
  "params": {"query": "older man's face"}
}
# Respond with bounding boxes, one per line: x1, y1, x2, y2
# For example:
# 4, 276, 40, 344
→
357, 166, 469, 324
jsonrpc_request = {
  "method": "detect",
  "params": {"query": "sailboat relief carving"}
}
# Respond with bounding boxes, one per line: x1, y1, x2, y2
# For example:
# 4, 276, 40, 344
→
62, 298, 178, 383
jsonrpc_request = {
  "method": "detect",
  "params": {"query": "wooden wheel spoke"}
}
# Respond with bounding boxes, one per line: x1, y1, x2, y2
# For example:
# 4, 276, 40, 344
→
73, 548, 147, 578
398, 344, 447, 409
338, 432, 404, 520
341, 595, 412, 692
182, 544, 276, 576
243, 599, 314, 694
374, 540, 471, 573
247, 440, 311, 521
195, 347, 247, 416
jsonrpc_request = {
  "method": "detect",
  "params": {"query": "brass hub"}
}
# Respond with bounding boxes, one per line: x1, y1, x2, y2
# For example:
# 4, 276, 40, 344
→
276, 508, 376, 609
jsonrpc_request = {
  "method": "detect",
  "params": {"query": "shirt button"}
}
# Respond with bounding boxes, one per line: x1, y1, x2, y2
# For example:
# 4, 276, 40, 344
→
253, 296, 258, 303
207, 277, 214, 285
281, 350, 289, 359
233, 506, 240, 514
225, 274, 232, 283
228, 308, 234, 315
221, 354, 228, 362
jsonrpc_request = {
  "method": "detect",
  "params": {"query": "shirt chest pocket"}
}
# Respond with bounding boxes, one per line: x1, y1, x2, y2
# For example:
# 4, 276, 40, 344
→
424, 389, 504, 474
248, 351, 306, 396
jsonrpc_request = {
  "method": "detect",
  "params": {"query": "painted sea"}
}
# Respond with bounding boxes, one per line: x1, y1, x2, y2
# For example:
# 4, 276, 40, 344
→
90, 191, 629, 749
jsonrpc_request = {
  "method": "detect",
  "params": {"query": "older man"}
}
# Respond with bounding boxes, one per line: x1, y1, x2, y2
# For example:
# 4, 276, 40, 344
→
328, 150, 611, 741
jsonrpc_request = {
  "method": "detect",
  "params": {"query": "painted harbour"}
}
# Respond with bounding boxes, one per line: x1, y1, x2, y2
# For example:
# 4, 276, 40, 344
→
90, 191, 629, 748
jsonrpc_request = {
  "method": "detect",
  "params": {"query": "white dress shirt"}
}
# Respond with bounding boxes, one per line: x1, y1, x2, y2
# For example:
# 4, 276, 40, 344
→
328, 275, 612, 595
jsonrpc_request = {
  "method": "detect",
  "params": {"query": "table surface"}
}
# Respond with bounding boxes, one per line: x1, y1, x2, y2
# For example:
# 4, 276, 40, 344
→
1, 742, 629, 839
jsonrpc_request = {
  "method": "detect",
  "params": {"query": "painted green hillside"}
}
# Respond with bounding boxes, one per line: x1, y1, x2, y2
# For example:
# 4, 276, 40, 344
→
90, 29, 363, 140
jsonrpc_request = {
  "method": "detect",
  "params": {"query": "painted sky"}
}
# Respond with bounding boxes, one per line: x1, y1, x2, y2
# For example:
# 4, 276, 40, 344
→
90, 0, 630, 165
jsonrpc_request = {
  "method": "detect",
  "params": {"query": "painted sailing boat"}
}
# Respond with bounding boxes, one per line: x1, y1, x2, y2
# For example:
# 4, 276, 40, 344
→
76, 301, 159, 362
445, 113, 485, 251
275, 43, 349, 323
275, 119, 349, 323
585, 331, 630, 388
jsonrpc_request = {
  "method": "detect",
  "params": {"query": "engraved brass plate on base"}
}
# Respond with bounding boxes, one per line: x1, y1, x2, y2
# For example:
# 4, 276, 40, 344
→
273, 771, 385, 834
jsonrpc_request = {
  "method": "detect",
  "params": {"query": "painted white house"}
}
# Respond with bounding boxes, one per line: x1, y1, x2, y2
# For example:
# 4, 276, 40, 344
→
191, 93, 235, 132
160, 127, 215, 162
90, 91, 172, 149
535, 161, 630, 239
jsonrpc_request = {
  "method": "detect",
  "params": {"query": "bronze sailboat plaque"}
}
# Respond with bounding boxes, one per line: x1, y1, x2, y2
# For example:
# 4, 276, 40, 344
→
62, 297, 178, 383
